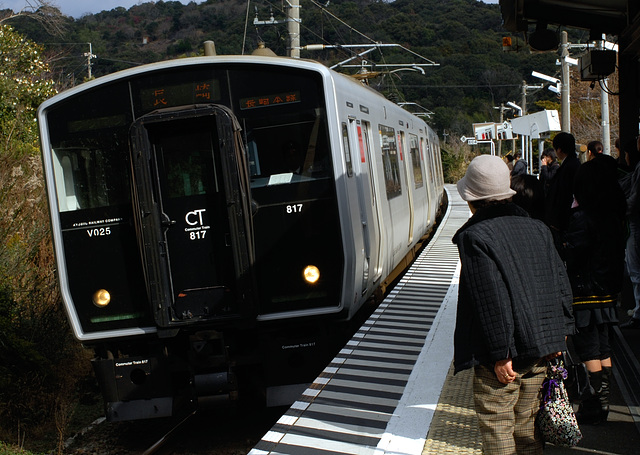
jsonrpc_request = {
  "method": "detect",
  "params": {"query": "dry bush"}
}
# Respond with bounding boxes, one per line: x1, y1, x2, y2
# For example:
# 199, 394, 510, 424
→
570, 71, 619, 153
441, 139, 479, 183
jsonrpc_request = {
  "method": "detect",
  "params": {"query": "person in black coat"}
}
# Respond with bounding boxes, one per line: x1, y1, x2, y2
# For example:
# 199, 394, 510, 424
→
453, 155, 574, 454
545, 132, 580, 245
562, 154, 627, 424
539, 148, 559, 195
511, 151, 528, 176
510, 174, 545, 220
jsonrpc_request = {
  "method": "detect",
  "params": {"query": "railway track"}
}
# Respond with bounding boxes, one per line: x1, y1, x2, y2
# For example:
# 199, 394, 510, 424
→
142, 410, 197, 455
64, 403, 287, 455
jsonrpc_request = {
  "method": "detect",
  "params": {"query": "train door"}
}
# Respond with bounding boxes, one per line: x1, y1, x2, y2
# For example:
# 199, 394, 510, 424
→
419, 136, 432, 226
130, 105, 254, 327
398, 131, 414, 244
359, 121, 383, 283
347, 117, 382, 291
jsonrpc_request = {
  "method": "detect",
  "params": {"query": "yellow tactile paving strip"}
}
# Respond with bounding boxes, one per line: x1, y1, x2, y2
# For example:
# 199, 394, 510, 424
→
423, 365, 483, 454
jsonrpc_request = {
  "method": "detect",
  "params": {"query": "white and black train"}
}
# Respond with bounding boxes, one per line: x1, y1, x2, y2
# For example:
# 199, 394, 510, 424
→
37, 55, 445, 421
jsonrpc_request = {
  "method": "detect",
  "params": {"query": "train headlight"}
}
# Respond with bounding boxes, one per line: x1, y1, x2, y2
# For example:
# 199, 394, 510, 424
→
303, 265, 320, 284
93, 289, 111, 307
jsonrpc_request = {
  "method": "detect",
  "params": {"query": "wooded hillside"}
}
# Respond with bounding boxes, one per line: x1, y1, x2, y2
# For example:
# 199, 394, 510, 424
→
8, 0, 595, 137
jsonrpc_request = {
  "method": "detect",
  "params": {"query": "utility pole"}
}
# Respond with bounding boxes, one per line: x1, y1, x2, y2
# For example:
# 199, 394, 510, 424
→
287, 0, 301, 58
518, 81, 542, 170
83, 43, 96, 79
599, 37, 611, 154
560, 31, 571, 132
507, 101, 522, 157
498, 103, 504, 156
253, 1, 301, 58
493, 103, 509, 156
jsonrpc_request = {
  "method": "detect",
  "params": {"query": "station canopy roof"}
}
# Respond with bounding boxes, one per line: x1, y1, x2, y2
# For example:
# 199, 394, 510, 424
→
499, 0, 629, 35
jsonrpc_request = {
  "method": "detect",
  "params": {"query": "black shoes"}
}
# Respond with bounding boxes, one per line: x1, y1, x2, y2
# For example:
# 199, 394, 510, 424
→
620, 317, 640, 329
576, 368, 613, 425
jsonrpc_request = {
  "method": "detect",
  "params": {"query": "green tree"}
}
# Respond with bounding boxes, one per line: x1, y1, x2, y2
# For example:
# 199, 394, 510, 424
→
0, 25, 88, 449
0, 25, 56, 153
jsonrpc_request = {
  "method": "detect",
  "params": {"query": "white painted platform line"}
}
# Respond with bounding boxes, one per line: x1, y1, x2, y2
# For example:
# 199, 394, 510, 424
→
249, 185, 469, 455
374, 262, 460, 455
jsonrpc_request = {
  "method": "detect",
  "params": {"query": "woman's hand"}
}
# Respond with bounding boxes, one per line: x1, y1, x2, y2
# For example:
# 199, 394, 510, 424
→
495, 358, 517, 384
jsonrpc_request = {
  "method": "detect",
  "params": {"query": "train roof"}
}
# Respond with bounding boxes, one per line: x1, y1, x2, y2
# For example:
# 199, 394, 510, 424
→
39, 55, 395, 113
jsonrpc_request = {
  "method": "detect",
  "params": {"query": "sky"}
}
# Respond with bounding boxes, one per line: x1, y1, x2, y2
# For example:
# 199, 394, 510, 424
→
2, 1, 205, 18
3, 0, 499, 20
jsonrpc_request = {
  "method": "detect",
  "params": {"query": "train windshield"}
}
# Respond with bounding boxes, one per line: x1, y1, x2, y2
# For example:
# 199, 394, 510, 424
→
243, 111, 331, 187
230, 73, 331, 188
48, 85, 133, 214
52, 144, 130, 212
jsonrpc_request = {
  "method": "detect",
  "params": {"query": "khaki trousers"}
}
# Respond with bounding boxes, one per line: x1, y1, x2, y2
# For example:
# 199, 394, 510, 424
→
473, 359, 546, 455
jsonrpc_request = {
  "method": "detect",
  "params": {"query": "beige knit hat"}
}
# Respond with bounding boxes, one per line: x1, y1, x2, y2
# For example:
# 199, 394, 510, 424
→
457, 154, 516, 202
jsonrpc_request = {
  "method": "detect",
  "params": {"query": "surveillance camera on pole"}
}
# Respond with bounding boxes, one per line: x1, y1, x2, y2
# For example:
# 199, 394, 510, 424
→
532, 70, 562, 96
563, 56, 579, 67
531, 71, 560, 85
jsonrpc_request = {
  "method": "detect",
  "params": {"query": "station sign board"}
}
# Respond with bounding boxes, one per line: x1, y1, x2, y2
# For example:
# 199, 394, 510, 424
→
496, 121, 513, 140
473, 122, 495, 141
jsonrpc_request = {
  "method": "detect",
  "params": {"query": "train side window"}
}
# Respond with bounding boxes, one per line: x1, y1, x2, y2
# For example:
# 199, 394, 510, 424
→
409, 134, 423, 188
341, 122, 353, 177
378, 124, 402, 199
433, 138, 444, 185
433, 138, 443, 186
432, 139, 440, 184
424, 137, 436, 185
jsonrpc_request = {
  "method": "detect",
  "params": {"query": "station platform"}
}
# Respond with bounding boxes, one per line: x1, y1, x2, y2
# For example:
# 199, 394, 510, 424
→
249, 184, 640, 455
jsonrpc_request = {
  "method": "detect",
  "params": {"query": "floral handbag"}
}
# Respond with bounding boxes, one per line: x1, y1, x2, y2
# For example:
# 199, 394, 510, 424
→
535, 359, 582, 447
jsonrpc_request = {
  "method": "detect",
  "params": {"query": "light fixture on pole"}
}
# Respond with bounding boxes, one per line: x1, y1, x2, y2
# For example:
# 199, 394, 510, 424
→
531, 71, 561, 93
506, 101, 522, 116
532, 68, 568, 129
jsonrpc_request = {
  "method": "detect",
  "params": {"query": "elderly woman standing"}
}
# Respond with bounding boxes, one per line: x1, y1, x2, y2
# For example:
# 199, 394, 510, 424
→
453, 155, 574, 454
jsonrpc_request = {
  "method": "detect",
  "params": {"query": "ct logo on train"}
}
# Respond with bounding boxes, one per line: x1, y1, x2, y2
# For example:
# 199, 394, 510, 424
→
184, 209, 210, 240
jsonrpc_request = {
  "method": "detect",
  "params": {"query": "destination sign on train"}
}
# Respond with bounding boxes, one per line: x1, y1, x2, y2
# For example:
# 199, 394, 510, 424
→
139, 80, 221, 111
239, 91, 301, 110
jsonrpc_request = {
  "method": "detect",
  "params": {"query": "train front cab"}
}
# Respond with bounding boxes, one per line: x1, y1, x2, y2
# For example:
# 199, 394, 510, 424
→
38, 59, 351, 420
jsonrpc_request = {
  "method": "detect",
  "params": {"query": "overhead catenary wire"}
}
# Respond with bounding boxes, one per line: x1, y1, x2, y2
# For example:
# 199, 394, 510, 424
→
253, 0, 376, 62
307, 0, 377, 45
251, 0, 439, 104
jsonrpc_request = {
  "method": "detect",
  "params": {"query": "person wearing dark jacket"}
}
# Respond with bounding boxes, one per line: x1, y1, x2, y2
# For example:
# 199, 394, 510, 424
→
545, 132, 580, 244
511, 151, 528, 176
453, 155, 574, 455
539, 148, 559, 195
562, 155, 626, 424
510, 174, 545, 220
620, 136, 640, 329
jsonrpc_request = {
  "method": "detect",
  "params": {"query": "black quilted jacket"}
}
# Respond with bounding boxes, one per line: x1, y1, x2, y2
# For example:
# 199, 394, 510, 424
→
452, 202, 575, 374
